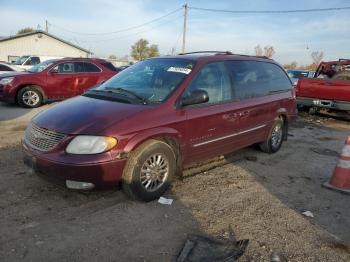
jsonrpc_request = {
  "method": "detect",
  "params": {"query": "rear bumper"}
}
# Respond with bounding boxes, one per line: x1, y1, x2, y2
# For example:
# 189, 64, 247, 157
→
22, 143, 127, 188
297, 97, 350, 111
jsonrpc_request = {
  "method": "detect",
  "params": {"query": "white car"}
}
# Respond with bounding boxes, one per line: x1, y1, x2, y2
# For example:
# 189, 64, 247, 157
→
12, 55, 63, 70
0, 62, 22, 74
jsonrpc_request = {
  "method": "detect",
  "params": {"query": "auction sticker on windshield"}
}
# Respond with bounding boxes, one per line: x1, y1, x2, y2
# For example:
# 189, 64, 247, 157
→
167, 67, 192, 74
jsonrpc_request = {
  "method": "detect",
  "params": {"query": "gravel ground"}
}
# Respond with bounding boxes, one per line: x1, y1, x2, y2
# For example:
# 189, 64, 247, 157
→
0, 102, 349, 261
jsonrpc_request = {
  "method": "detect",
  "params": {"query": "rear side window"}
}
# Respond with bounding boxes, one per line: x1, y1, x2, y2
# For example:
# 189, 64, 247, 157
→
226, 61, 292, 101
84, 62, 101, 72
102, 62, 117, 71
74, 62, 84, 73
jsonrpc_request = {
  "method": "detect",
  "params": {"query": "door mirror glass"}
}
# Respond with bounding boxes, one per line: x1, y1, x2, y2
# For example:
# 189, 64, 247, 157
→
181, 89, 209, 107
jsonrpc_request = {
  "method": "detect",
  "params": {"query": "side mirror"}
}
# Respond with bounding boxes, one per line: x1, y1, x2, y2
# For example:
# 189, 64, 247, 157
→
50, 69, 59, 74
181, 89, 209, 107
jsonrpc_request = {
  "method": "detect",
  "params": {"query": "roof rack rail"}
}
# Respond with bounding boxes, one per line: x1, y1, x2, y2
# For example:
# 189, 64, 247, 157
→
178, 51, 233, 55
339, 58, 350, 61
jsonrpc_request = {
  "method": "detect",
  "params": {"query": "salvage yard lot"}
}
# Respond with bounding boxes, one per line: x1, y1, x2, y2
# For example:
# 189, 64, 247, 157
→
0, 102, 349, 261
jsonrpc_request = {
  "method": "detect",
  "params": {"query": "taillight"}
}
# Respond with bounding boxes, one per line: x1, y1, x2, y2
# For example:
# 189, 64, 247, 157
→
292, 87, 296, 99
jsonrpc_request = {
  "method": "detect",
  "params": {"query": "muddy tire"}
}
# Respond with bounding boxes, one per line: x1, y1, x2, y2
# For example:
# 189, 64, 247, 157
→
17, 86, 43, 108
122, 139, 176, 202
259, 117, 284, 154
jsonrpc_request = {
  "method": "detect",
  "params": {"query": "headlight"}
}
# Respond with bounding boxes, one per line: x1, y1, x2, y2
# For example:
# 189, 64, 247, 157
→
0, 77, 14, 85
66, 136, 117, 154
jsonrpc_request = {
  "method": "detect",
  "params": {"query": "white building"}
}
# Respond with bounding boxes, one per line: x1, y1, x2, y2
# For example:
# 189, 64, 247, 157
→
0, 30, 91, 63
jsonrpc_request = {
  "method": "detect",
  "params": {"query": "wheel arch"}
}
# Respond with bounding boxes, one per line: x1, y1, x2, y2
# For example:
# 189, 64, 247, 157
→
275, 109, 288, 141
123, 128, 184, 174
15, 84, 46, 103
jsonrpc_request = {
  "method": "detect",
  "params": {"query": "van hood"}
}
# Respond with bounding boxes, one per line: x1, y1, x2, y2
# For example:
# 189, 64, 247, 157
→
32, 96, 149, 135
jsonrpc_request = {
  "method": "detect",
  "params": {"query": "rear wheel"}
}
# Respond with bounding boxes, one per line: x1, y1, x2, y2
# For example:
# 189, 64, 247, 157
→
259, 117, 285, 153
122, 140, 176, 202
17, 86, 43, 108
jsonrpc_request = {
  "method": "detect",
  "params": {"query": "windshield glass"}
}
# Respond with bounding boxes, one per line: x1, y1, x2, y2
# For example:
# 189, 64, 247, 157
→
27, 60, 56, 73
13, 56, 29, 65
95, 58, 195, 103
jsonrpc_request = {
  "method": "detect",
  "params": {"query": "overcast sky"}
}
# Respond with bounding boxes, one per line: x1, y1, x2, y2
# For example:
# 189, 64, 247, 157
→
1, 0, 350, 65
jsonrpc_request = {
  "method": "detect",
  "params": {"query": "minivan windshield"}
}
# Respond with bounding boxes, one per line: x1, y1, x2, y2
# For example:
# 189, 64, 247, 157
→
94, 58, 195, 103
27, 59, 56, 73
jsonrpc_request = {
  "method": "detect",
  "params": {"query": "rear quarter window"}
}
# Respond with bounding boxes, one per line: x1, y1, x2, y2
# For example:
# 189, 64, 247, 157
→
225, 60, 292, 101
101, 62, 118, 72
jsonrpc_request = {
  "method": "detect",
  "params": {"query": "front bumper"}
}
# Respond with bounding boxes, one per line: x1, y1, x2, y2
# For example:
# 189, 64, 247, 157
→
297, 97, 350, 111
0, 84, 15, 103
22, 142, 127, 188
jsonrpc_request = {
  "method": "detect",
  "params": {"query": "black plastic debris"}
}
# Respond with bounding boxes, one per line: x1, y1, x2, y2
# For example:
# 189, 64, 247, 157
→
177, 226, 249, 262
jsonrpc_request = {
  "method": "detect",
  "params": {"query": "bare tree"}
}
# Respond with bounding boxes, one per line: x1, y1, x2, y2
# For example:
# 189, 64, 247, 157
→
254, 45, 263, 56
254, 45, 276, 58
264, 45, 275, 58
311, 51, 324, 66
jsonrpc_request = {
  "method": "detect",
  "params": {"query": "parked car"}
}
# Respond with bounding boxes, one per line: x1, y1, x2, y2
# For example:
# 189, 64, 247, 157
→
119, 65, 130, 70
296, 59, 350, 113
286, 69, 310, 86
22, 52, 296, 201
11, 55, 63, 70
0, 62, 22, 74
0, 58, 120, 107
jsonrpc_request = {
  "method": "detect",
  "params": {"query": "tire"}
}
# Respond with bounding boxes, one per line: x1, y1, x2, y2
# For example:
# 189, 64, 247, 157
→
17, 86, 43, 108
259, 117, 285, 154
122, 139, 176, 202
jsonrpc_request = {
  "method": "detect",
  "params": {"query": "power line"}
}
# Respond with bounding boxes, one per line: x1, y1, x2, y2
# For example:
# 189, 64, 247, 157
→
188, 6, 350, 14
50, 7, 182, 36
70, 15, 184, 43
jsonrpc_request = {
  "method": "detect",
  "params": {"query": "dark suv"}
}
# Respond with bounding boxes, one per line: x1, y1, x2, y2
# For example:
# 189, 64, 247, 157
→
0, 58, 119, 107
22, 52, 296, 201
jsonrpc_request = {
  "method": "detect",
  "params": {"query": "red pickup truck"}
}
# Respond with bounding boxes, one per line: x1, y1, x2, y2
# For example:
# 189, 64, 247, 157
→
296, 59, 350, 113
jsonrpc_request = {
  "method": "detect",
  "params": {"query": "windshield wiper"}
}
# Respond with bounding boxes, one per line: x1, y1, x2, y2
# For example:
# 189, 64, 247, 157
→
104, 87, 148, 104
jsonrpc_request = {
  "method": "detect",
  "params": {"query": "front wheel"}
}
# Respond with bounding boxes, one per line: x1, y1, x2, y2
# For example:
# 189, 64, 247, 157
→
259, 117, 285, 153
122, 140, 176, 202
17, 86, 43, 108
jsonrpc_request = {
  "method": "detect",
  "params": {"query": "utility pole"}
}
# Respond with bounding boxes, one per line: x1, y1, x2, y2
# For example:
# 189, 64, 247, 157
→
181, 4, 188, 53
45, 20, 48, 33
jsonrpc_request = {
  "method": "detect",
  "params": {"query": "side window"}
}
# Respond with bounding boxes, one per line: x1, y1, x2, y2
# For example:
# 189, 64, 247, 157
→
186, 62, 232, 104
261, 62, 293, 92
84, 62, 101, 72
102, 62, 117, 71
74, 62, 84, 73
226, 61, 292, 101
0, 65, 13, 71
52, 62, 74, 73
25, 57, 40, 65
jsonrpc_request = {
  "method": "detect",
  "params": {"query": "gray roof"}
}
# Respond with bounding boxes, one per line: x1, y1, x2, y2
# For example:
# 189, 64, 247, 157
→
0, 30, 91, 54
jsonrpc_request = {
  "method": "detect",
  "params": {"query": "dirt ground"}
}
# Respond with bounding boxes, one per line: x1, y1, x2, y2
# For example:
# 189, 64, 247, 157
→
0, 102, 349, 262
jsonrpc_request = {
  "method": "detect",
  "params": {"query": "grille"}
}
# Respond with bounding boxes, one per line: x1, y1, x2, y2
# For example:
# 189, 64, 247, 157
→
24, 123, 66, 152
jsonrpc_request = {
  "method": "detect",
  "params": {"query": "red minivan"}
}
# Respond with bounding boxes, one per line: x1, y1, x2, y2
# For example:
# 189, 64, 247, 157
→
22, 52, 296, 201
0, 58, 119, 107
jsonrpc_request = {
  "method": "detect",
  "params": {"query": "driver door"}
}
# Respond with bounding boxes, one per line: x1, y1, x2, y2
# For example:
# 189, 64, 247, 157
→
181, 62, 242, 164
47, 62, 80, 99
